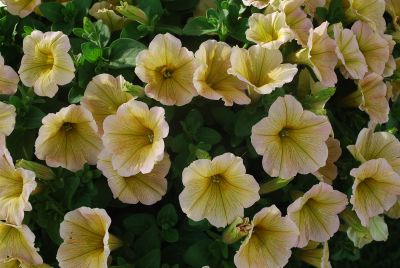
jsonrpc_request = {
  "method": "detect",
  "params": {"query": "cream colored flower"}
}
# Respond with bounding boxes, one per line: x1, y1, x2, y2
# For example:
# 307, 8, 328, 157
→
351, 21, 389, 76
89, 1, 125, 32
347, 128, 400, 174
333, 23, 367, 80
2, 259, 51, 268
228, 45, 297, 96
295, 241, 331, 268
382, 34, 396, 78
350, 158, 400, 226
81, 74, 134, 135
35, 104, 102, 172
234, 205, 299, 268
3, 0, 41, 18
342, 72, 389, 125
194, 40, 250, 106
287, 182, 348, 248
179, 153, 260, 228
0, 222, 42, 265
0, 102, 16, 137
97, 150, 170, 205
313, 137, 342, 184
346, 0, 386, 33
246, 12, 293, 49
243, 0, 271, 9
386, 198, 400, 219
19, 30, 75, 98
0, 53, 19, 95
135, 33, 197, 106
251, 95, 332, 179
57, 207, 122, 268
386, 58, 400, 101
102, 99, 168, 177
304, 0, 326, 17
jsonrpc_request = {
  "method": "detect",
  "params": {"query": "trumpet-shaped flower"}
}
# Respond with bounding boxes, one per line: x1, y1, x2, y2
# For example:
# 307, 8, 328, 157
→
382, 34, 396, 78
251, 95, 332, 179
350, 158, 400, 226
19, 30, 75, 98
194, 40, 250, 106
81, 74, 134, 135
0, 102, 16, 137
57, 207, 122, 268
294, 241, 331, 268
304, 0, 326, 17
351, 21, 389, 76
0, 53, 19, 95
287, 182, 348, 248
179, 153, 260, 228
345, 0, 386, 33
313, 137, 342, 184
347, 128, 400, 174
0, 222, 43, 265
135, 33, 197, 106
246, 12, 293, 49
89, 1, 125, 32
102, 99, 168, 177
2, 0, 41, 18
97, 150, 170, 205
35, 104, 102, 172
234, 205, 299, 268
242, 0, 271, 9
228, 46, 297, 96
333, 24, 367, 80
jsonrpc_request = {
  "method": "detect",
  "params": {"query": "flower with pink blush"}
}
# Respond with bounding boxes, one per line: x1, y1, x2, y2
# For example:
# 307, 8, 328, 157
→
346, 0, 386, 33
3, 0, 41, 18
0, 53, 19, 95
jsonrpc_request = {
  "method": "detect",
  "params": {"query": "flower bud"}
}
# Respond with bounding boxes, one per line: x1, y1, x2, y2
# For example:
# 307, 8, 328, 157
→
16, 159, 56, 181
116, 2, 149, 25
222, 217, 252, 244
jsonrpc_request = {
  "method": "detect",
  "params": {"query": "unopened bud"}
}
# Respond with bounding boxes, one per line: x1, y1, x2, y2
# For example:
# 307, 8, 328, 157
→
16, 159, 56, 181
222, 217, 252, 244
116, 2, 149, 25
123, 81, 145, 97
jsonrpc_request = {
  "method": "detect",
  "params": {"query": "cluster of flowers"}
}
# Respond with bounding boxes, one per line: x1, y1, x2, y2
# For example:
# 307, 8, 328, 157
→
0, 0, 400, 267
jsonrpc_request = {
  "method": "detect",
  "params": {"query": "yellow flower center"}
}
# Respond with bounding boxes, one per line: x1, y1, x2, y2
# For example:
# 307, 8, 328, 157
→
62, 122, 74, 132
211, 174, 222, 183
279, 128, 290, 137
161, 67, 173, 79
37, 47, 55, 72
147, 133, 154, 143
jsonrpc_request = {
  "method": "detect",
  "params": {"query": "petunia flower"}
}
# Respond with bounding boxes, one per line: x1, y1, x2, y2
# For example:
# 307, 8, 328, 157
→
135, 33, 197, 106
342, 72, 389, 125
0, 222, 43, 265
2, 0, 41, 18
333, 23, 368, 80
102, 99, 168, 177
0, 150, 36, 225
1, 258, 51, 268
350, 158, 400, 226
382, 34, 396, 78
57, 207, 122, 268
287, 182, 348, 248
0, 53, 19, 95
246, 12, 293, 49
345, 0, 386, 33
313, 137, 342, 185
234, 205, 299, 268
35, 104, 103, 172
294, 241, 331, 268
242, 0, 271, 9
351, 21, 389, 76
0, 102, 16, 137
303, 0, 326, 17
193, 40, 250, 106
251, 95, 332, 179
19, 30, 75, 98
347, 128, 400, 174
97, 150, 170, 205
81, 74, 134, 135
292, 22, 338, 87
386, 0, 400, 30
386, 198, 400, 219
228, 45, 298, 97
386, 58, 400, 101
179, 153, 260, 228
89, 1, 125, 32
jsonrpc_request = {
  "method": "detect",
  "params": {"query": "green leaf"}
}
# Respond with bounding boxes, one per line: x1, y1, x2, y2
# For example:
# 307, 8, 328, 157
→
234, 109, 264, 137
123, 213, 156, 235
301, 87, 336, 114
196, 127, 222, 145
81, 42, 103, 63
327, 0, 345, 23
108, 38, 146, 69
24, 106, 45, 129
134, 225, 161, 256
183, 17, 217, 36
135, 249, 161, 268
64, 176, 80, 209
183, 239, 214, 267
161, 228, 179, 243
157, 203, 178, 229
68, 86, 85, 104
39, 2, 65, 22
138, 0, 163, 17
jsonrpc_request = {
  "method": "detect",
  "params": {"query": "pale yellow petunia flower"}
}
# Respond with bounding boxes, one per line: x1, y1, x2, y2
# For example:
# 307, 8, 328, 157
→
2, 258, 51, 268
19, 30, 75, 98
179, 153, 260, 228
294, 241, 331, 268
35, 104, 103, 172
56, 207, 122, 268
97, 150, 170, 205
313, 137, 342, 185
193, 40, 250, 106
0, 53, 19, 95
102, 99, 168, 177
251, 95, 332, 179
234, 205, 299, 268
242, 0, 271, 9
135, 33, 197, 106
346, 0, 386, 33
2, 0, 41, 18
0, 101, 16, 137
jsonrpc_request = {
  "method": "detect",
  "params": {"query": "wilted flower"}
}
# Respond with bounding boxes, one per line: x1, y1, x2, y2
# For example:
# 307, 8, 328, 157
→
0, 102, 16, 137
350, 158, 400, 226
0, 222, 43, 265
0, 53, 19, 95
135, 33, 197, 106
19, 30, 75, 98
345, 0, 386, 33
234, 205, 299, 268
89, 1, 125, 32
228, 46, 297, 97
193, 40, 250, 106
179, 153, 260, 228
35, 104, 102, 172
351, 21, 389, 76
242, 0, 271, 9
81, 74, 134, 135
294, 241, 331, 268
251, 95, 332, 179
246, 12, 293, 49
97, 150, 170, 205
57, 207, 122, 268
2, 0, 41, 18
287, 182, 348, 248
102, 99, 168, 177
313, 137, 342, 184
333, 23, 368, 80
